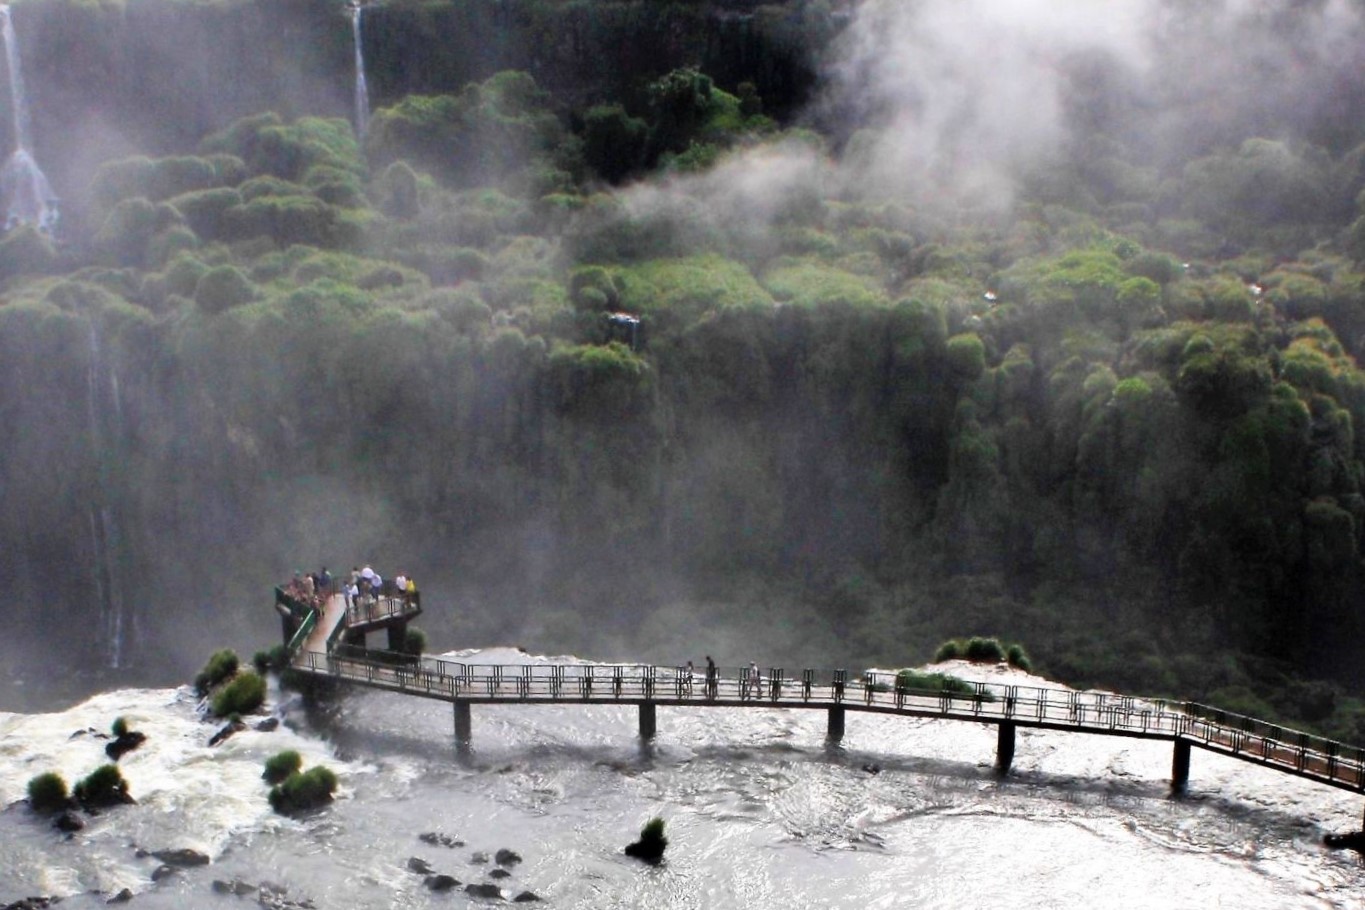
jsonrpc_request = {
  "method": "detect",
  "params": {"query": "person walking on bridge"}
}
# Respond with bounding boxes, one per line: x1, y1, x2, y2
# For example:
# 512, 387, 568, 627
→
705, 655, 717, 699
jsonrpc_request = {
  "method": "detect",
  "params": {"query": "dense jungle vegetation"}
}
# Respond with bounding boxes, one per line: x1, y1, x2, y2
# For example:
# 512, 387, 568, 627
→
5, 0, 1365, 738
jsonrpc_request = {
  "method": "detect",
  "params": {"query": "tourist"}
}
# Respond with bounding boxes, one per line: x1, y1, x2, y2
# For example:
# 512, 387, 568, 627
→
705, 655, 717, 698
749, 661, 762, 698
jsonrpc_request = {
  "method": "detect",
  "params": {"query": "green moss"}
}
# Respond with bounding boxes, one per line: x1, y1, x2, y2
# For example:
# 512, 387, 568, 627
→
194, 265, 257, 315
262, 750, 303, 785
762, 259, 888, 309
195, 649, 239, 696
27, 772, 69, 813
74, 764, 131, 809
211, 671, 267, 717
268, 766, 338, 814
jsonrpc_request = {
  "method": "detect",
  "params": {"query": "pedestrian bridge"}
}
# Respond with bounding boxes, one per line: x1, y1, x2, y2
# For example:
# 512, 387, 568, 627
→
273, 589, 1365, 818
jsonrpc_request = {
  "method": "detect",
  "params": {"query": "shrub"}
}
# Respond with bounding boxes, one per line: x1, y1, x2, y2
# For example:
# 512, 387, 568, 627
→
268, 766, 338, 814
211, 671, 267, 718
112, 717, 129, 738
252, 645, 291, 675
624, 816, 668, 863
26, 772, 69, 813
195, 649, 239, 695
1006, 644, 1032, 671
262, 750, 303, 785
194, 265, 257, 315
403, 627, 427, 656
933, 640, 963, 662
894, 670, 979, 699
964, 637, 1006, 662
74, 764, 131, 809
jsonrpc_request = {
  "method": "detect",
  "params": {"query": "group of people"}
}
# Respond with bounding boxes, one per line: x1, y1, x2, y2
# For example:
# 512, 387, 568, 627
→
283, 564, 418, 614
680, 656, 766, 699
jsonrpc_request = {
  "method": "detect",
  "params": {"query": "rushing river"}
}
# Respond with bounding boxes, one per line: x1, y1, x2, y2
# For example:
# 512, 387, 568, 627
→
1, 651, 1362, 909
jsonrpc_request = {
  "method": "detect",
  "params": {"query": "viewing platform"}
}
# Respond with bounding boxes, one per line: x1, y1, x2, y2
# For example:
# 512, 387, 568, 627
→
272, 585, 1365, 825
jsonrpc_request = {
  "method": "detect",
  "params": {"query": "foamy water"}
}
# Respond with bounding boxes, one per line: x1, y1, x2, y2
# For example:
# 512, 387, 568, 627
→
2, 653, 1362, 908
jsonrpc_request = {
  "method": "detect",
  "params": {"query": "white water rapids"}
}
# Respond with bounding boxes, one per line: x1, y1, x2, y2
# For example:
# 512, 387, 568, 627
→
1, 651, 1362, 908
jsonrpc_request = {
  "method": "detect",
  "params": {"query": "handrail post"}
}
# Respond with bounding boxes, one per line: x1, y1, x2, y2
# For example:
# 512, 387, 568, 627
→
833, 669, 846, 703
802, 669, 813, 701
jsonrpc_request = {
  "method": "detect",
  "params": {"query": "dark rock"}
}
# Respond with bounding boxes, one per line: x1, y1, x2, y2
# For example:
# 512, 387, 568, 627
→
494, 849, 522, 867
2, 898, 61, 909
419, 831, 464, 848
254, 717, 280, 733
151, 848, 210, 868
106, 889, 133, 904
150, 866, 175, 883
423, 875, 460, 892
105, 732, 147, 762
54, 811, 84, 833
406, 857, 435, 875
469, 851, 490, 864
207, 721, 246, 748
489, 869, 511, 880
464, 883, 503, 899
1324, 831, 1365, 850
513, 893, 542, 903
210, 880, 256, 896
861, 763, 881, 775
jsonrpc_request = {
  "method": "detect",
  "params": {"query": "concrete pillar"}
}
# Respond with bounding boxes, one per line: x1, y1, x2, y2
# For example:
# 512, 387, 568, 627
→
386, 620, 409, 653
454, 702, 472, 747
639, 703, 657, 740
997, 722, 1016, 774
827, 706, 845, 742
1172, 739, 1191, 793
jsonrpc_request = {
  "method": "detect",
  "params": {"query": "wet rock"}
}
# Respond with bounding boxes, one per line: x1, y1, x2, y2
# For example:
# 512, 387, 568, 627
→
513, 893, 542, 903
105, 732, 147, 762
254, 717, 280, 733
423, 875, 460, 892
489, 869, 511, 880
419, 831, 464, 848
2, 899, 61, 910
494, 849, 522, 867
464, 883, 503, 899
150, 866, 175, 883
406, 857, 434, 875
53, 811, 84, 833
210, 880, 255, 896
106, 889, 133, 904
207, 721, 246, 748
469, 851, 490, 864
152, 848, 210, 868
861, 763, 881, 775
1324, 831, 1365, 850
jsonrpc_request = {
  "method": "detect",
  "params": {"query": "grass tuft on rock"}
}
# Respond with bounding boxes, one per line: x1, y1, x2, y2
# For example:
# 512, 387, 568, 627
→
211, 670, 267, 717
262, 750, 303, 785
74, 764, 132, 809
268, 766, 338, 814
27, 772, 70, 813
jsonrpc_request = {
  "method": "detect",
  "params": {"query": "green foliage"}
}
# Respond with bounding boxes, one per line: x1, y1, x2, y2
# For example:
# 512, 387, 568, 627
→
582, 104, 647, 183
402, 627, 428, 656
0, 225, 58, 280
625, 816, 668, 863
252, 645, 290, 675
204, 114, 362, 182
26, 772, 69, 813
1005, 644, 1032, 671
111, 716, 129, 738
762, 259, 887, 309
262, 750, 303, 785
211, 671, 267, 718
195, 649, 239, 696
894, 670, 978, 697
268, 766, 338, 814
194, 265, 257, 315
945, 333, 986, 381
74, 764, 131, 809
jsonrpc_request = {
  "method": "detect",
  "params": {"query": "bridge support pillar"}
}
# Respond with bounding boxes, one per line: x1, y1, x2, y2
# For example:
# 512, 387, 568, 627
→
386, 620, 409, 653
1172, 739, 1191, 793
827, 706, 845, 743
639, 703, 656, 740
996, 722, 1016, 774
454, 702, 472, 749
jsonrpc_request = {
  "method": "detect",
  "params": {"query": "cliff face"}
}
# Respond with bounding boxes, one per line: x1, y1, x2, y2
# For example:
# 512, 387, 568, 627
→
13, 0, 828, 214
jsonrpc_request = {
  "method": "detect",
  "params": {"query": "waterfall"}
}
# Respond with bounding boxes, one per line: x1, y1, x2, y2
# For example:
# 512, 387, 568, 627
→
0, 4, 56, 233
351, 3, 370, 139
86, 322, 127, 670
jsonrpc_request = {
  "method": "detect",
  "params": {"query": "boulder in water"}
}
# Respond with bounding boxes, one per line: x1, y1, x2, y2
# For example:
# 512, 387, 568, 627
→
494, 848, 522, 867
53, 811, 84, 833
624, 817, 668, 865
152, 848, 211, 867
150, 865, 176, 882
465, 883, 503, 899
2, 900, 60, 910
513, 893, 542, 903
211, 880, 257, 896
107, 888, 134, 903
489, 868, 511, 880
418, 831, 464, 848
207, 720, 246, 747
406, 857, 434, 875
469, 851, 490, 864
105, 731, 147, 761
255, 717, 280, 733
424, 875, 460, 892
1324, 831, 1365, 850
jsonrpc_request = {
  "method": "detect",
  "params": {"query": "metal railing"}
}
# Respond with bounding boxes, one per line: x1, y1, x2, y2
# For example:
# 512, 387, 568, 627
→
286, 649, 1365, 792
344, 592, 422, 628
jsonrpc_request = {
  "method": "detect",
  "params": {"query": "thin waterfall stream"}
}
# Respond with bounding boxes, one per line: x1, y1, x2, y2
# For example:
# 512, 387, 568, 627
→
0, 3, 55, 233
351, 3, 370, 139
